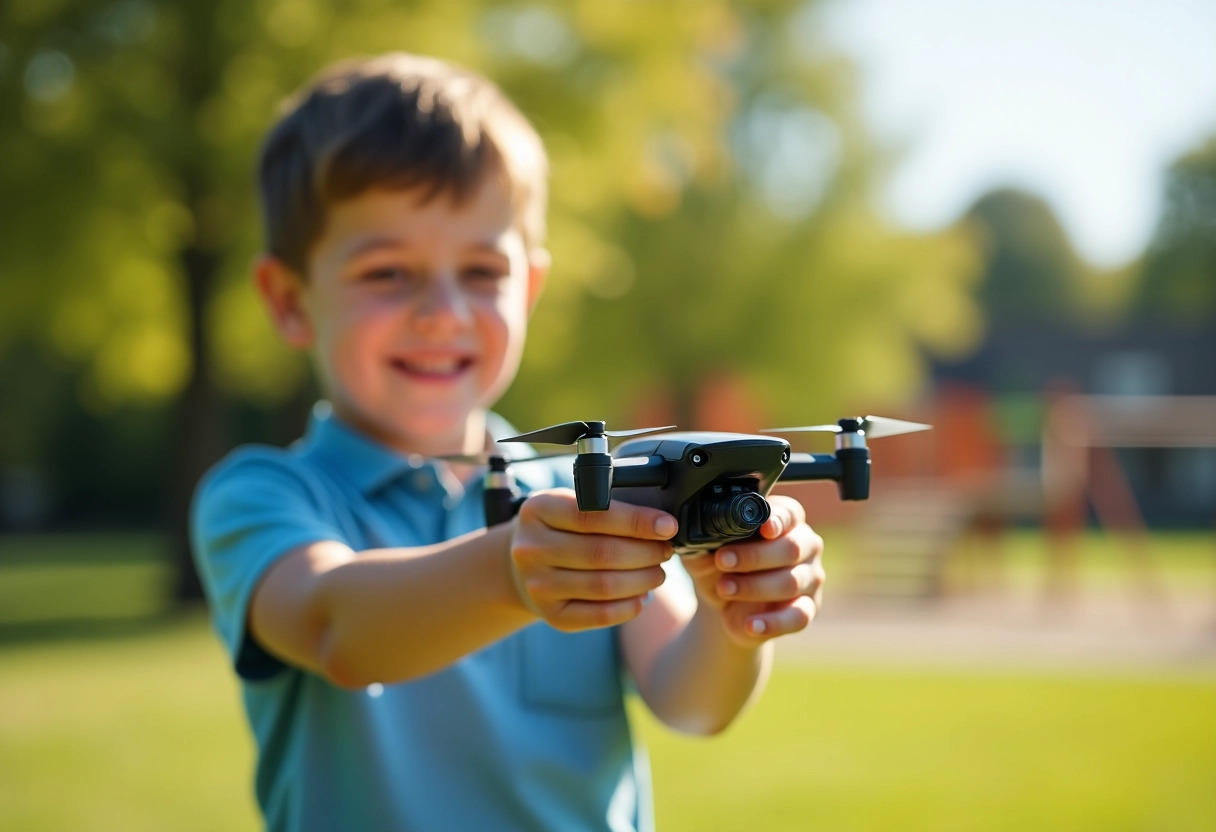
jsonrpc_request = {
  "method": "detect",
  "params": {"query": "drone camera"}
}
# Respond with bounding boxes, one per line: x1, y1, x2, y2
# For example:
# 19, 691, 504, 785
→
679, 478, 772, 548
702, 482, 771, 538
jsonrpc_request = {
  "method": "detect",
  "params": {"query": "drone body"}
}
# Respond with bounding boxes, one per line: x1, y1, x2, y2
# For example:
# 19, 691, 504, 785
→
609, 432, 789, 554
462, 416, 931, 556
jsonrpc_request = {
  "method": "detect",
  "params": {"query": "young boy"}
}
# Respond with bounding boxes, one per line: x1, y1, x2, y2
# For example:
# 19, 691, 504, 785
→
192, 52, 825, 832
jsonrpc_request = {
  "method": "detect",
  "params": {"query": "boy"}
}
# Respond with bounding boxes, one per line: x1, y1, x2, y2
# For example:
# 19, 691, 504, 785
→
192, 52, 825, 832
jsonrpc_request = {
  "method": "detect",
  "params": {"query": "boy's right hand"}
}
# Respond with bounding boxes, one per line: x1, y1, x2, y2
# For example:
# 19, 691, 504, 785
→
509, 488, 678, 632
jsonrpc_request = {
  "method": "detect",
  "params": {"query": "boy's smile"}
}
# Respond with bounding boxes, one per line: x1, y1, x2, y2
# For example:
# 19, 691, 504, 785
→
257, 173, 548, 458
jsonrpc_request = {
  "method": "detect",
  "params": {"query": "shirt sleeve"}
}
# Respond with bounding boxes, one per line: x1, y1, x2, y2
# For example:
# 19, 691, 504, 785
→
190, 447, 347, 680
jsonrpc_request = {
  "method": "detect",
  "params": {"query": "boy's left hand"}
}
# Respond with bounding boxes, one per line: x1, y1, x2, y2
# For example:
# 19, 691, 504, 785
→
681, 494, 825, 647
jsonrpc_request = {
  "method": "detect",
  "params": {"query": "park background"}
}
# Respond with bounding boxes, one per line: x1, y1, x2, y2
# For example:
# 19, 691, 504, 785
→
2, 0, 1214, 829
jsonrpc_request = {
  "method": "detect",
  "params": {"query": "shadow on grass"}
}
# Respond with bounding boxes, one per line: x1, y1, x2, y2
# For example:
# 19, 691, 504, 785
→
0, 605, 208, 649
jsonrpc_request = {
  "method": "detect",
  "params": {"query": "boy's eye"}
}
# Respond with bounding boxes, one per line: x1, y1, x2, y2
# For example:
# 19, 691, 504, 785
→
361, 267, 415, 284
462, 265, 508, 285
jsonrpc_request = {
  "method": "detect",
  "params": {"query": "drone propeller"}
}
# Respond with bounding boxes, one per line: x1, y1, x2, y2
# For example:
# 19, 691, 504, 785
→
764, 415, 933, 439
433, 449, 573, 466
499, 421, 676, 446
496, 420, 675, 512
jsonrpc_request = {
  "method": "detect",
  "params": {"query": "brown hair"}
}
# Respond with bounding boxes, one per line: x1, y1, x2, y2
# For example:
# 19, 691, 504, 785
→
258, 53, 548, 274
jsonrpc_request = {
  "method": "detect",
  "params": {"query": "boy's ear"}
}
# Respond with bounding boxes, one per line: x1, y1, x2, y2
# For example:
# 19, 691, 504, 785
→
526, 248, 550, 313
254, 255, 315, 349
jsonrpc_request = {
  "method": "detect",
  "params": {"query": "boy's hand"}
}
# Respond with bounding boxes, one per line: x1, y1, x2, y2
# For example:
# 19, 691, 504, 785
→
509, 488, 678, 632
681, 494, 825, 647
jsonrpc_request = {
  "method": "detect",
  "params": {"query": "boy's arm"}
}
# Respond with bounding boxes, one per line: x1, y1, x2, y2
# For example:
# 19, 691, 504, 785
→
248, 489, 677, 688
620, 496, 824, 735
249, 521, 528, 687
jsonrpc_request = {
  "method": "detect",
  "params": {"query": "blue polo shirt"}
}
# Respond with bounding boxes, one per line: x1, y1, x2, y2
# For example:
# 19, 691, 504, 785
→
191, 404, 658, 832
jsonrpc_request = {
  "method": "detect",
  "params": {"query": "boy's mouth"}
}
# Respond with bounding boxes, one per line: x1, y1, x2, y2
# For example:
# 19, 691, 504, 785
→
390, 356, 474, 381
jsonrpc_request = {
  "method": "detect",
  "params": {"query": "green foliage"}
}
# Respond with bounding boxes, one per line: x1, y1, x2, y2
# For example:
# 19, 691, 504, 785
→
1, 0, 978, 451
1134, 134, 1216, 326
962, 187, 1087, 327
497, 1, 983, 428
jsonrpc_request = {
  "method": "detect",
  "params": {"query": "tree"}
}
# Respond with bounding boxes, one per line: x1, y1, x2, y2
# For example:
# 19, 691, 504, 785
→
503, 1, 980, 429
961, 187, 1087, 328
1, 0, 978, 598
1133, 135, 1216, 326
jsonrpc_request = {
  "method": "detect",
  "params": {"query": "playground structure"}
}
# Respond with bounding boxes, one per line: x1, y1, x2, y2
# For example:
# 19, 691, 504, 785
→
836, 389, 1216, 600
630, 373, 1214, 601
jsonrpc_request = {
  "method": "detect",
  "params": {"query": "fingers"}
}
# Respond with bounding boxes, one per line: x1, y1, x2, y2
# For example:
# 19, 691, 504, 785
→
716, 560, 825, 604
758, 494, 806, 540
714, 522, 823, 574
522, 564, 667, 604
724, 597, 818, 642
706, 503, 826, 612
514, 529, 674, 571
521, 489, 678, 541
515, 489, 675, 570
509, 489, 678, 632
552, 597, 648, 631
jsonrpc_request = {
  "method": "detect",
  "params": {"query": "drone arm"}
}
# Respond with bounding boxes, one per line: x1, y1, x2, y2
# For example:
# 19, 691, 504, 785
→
481, 457, 671, 523
484, 487, 523, 526
483, 458, 527, 526
610, 456, 669, 489
779, 451, 870, 500
778, 453, 842, 482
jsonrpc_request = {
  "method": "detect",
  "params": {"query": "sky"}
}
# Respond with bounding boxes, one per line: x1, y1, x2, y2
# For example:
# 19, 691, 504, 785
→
819, 0, 1216, 267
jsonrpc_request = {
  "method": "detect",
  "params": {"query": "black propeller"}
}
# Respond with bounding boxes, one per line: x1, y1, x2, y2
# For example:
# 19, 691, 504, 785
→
499, 421, 676, 446
434, 449, 574, 466
764, 415, 932, 439
496, 420, 674, 512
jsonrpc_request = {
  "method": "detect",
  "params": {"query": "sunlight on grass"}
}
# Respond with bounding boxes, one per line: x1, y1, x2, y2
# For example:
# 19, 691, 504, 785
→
0, 533, 171, 624
0, 615, 260, 832
1, 531, 1213, 830
635, 664, 1216, 832
1, 614, 1213, 831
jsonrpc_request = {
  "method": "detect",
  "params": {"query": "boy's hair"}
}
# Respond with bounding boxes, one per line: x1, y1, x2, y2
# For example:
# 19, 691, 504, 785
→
258, 53, 548, 274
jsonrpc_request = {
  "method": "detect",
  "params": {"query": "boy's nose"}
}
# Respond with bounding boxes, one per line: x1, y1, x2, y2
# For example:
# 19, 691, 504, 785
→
414, 275, 472, 331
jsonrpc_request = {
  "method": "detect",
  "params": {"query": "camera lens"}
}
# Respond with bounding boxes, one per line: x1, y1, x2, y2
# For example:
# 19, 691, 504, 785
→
703, 491, 771, 537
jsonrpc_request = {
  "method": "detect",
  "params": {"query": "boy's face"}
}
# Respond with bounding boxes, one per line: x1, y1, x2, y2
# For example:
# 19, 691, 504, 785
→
258, 173, 547, 456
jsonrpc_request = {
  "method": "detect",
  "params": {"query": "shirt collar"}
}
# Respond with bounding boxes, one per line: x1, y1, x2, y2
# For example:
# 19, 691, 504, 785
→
298, 402, 553, 496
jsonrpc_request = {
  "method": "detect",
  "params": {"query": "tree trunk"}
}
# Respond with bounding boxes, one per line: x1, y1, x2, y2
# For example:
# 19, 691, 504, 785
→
169, 240, 226, 603
166, 17, 231, 604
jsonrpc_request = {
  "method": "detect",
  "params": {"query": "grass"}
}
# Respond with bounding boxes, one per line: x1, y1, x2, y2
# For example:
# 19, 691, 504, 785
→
947, 528, 1216, 594
636, 667, 1216, 831
0, 615, 1212, 831
809, 526, 1216, 600
0, 533, 172, 628
2, 529, 1212, 631
1, 530, 1214, 830
0, 614, 261, 832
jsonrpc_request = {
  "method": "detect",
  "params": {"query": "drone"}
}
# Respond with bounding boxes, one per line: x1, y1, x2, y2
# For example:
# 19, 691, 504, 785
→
447, 416, 931, 555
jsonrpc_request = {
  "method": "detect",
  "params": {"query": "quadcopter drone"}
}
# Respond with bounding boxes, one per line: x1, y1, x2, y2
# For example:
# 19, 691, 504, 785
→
449, 416, 931, 555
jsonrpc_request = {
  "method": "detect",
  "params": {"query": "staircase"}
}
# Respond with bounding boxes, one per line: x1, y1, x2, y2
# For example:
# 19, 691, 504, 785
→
845, 480, 974, 600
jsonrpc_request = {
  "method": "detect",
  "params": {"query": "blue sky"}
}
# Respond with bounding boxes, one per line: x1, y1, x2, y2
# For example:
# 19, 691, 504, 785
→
820, 0, 1216, 267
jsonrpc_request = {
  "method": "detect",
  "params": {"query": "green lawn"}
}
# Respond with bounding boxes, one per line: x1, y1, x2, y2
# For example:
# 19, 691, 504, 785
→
0, 615, 260, 832
0, 533, 173, 629
1, 531, 1214, 830
2, 529, 1212, 629
637, 667, 1216, 831
0, 613, 1212, 831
